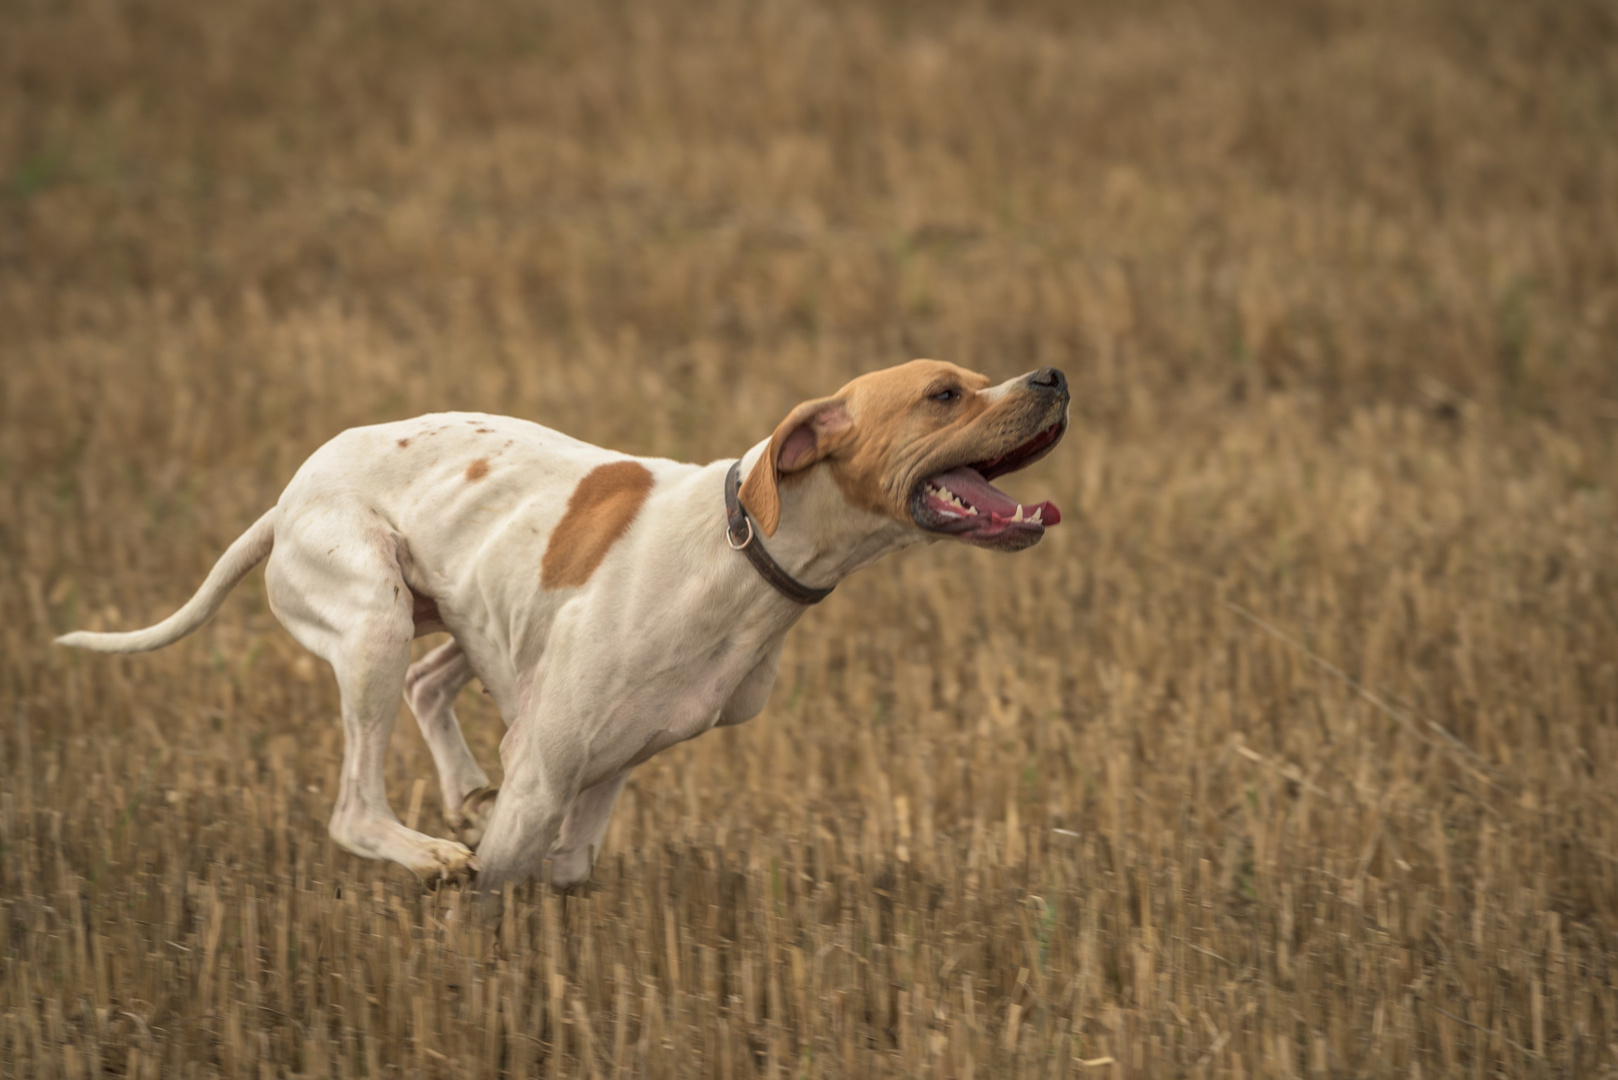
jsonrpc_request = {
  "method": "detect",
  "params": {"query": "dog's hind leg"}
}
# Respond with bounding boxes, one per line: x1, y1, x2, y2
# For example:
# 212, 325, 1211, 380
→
403, 641, 492, 825
266, 507, 478, 885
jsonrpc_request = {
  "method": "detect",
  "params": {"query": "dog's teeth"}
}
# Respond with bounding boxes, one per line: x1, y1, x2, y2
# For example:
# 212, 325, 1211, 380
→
1030, 507, 1042, 523
1011, 505, 1024, 523
930, 484, 978, 515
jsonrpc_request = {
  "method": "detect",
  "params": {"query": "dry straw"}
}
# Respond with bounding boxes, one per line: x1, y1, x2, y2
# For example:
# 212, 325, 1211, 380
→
3, 0, 1617, 1076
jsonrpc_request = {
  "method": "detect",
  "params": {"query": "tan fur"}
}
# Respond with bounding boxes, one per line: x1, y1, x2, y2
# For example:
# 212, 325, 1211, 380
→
738, 396, 852, 536
542, 460, 656, 589
742, 359, 1058, 532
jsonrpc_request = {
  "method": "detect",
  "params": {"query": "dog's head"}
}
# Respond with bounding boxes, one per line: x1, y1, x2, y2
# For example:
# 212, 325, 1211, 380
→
740, 359, 1069, 551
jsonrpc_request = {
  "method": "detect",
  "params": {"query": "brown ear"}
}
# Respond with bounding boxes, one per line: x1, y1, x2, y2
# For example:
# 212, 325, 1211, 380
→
738, 396, 853, 536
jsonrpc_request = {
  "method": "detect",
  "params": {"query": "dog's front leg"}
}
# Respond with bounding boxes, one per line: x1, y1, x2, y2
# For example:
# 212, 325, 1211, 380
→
547, 773, 629, 889
471, 678, 582, 894
472, 764, 575, 896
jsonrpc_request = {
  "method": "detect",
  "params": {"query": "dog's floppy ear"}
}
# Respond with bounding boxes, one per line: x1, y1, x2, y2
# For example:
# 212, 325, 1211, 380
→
739, 396, 853, 537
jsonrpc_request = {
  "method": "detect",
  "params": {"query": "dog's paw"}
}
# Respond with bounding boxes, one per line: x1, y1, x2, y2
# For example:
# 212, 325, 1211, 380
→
409, 837, 481, 890
448, 786, 499, 848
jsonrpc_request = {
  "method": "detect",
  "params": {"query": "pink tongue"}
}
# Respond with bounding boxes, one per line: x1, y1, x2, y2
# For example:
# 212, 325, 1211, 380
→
931, 467, 1062, 525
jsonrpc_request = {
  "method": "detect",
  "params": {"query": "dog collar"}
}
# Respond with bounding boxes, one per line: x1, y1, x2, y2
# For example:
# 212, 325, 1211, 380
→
724, 459, 835, 605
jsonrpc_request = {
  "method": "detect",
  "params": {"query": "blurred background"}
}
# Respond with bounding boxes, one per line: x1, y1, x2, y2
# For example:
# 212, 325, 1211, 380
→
3, 0, 1616, 1076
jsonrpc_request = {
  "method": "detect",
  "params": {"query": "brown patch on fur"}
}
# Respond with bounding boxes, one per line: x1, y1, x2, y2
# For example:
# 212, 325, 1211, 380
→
542, 460, 655, 589
465, 458, 490, 481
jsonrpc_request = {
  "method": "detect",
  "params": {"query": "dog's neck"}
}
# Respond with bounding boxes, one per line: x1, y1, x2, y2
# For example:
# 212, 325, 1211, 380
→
736, 441, 924, 592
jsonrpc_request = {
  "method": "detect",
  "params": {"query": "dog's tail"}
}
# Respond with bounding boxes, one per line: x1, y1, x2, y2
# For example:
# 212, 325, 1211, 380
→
56, 507, 278, 654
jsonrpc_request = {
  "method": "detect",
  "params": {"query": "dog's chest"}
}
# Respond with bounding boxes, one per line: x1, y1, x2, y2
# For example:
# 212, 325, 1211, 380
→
590, 632, 780, 779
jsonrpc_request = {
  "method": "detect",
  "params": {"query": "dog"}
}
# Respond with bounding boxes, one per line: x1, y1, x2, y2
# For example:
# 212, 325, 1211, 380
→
57, 359, 1068, 891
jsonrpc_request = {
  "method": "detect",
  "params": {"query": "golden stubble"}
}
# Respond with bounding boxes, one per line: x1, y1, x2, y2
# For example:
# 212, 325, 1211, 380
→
3, 0, 1617, 1076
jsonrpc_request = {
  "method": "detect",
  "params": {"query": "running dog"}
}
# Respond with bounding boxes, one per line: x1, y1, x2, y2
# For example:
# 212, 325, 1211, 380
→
58, 360, 1069, 891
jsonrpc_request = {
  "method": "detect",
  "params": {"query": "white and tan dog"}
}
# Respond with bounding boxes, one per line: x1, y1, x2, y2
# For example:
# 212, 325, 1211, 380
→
58, 360, 1068, 891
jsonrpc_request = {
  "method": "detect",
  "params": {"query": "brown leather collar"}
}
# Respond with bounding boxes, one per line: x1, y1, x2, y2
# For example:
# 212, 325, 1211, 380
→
725, 459, 835, 605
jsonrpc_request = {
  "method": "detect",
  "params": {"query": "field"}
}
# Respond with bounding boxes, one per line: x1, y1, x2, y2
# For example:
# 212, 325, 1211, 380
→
4, 0, 1618, 1075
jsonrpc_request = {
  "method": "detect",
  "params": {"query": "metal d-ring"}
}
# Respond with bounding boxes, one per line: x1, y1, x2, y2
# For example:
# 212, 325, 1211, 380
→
726, 515, 754, 551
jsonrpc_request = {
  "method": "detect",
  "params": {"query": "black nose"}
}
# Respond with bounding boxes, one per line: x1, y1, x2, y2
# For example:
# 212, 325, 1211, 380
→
1028, 367, 1067, 394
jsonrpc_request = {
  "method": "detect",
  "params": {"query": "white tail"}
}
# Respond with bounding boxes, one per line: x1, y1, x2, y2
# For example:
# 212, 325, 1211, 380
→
55, 508, 277, 654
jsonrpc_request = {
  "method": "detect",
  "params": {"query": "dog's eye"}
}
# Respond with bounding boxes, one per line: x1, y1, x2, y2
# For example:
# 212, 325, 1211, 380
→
929, 387, 960, 403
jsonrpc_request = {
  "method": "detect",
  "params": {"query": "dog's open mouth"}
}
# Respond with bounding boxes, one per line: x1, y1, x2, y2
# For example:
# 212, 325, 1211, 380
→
909, 420, 1066, 550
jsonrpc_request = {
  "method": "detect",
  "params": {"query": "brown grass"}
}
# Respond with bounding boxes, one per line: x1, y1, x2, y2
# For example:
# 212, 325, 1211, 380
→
4, 0, 1618, 1075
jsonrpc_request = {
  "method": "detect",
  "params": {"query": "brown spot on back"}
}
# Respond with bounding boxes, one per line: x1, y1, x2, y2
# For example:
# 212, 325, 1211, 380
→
466, 458, 490, 481
542, 460, 655, 590
397, 437, 411, 448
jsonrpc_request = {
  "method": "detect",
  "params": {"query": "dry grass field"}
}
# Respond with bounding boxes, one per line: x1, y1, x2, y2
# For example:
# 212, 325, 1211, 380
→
4, 0, 1618, 1075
